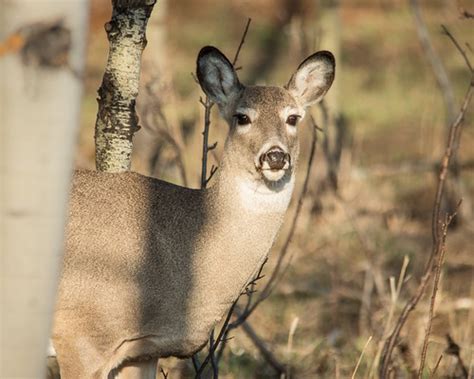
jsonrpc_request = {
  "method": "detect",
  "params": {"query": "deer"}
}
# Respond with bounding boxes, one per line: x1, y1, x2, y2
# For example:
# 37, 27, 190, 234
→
51, 46, 335, 378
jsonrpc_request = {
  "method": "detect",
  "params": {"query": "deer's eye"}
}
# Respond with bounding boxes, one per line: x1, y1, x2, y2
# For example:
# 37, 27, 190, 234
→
234, 113, 251, 126
286, 115, 300, 126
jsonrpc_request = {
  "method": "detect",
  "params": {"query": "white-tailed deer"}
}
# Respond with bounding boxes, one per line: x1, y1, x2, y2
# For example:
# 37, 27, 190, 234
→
52, 46, 335, 378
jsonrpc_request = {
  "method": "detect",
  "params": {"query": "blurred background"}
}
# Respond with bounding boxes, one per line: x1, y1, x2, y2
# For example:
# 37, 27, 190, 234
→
75, 0, 472, 377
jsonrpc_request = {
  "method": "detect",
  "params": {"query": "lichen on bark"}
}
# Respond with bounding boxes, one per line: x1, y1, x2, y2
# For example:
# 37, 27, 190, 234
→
95, 0, 156, 172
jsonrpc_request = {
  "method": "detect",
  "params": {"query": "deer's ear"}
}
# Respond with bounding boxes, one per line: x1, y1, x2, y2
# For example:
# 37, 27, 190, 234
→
197, 46, 242, 106
286, 51, 335, 108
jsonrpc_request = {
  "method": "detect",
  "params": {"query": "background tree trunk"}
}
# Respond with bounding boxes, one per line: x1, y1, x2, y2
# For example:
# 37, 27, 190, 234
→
0, 0, 88, 377
131, 0, 171, 176
319, 0, 344, 191
95, 0, 156, 172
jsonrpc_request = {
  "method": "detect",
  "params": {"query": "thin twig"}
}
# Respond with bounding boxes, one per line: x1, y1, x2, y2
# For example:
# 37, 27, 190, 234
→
209, 330, 218, 378
205, 165, 218, 186
370, 257, 410, 377
192, 355, 200, 373
200, 96, 215, 189
441, 25, 473, 74
160, 367, 169, 379
208, 141, 218, 151
194, 301, 237, 377
429, 354, 443, 379
418, 207, 460, 378
232, 18, 252, 67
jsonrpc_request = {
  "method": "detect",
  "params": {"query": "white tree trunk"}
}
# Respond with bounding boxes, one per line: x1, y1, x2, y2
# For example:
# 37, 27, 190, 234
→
95, 0, 156, 172
0, 1, 88, 377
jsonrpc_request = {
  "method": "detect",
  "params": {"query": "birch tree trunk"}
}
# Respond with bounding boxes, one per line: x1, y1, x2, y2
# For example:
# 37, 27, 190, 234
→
95, 0, 156, 172
0, 1, 88, 377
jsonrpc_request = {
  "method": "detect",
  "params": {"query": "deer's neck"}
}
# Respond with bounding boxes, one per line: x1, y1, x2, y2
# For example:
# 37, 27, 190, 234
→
209, 153, 295, 216
187, 158, 295, 327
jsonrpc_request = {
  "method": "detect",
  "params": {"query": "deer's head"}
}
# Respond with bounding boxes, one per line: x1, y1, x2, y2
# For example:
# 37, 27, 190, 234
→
197, 46, 335, 193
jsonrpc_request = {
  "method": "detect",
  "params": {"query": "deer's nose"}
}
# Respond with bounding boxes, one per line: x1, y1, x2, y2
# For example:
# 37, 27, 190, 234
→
259, 147, 290, 170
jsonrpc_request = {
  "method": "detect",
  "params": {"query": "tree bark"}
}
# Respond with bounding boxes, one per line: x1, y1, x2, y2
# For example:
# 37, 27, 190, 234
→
0, 1, 88, 377
95, 0, 156, 172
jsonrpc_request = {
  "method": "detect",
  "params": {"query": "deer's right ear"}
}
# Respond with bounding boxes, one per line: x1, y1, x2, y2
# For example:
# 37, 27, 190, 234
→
197, 46, 242, 106
286, 51, 335, 108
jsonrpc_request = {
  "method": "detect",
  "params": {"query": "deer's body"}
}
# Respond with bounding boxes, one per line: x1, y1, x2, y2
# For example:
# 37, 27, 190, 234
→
52, 47, 334, 378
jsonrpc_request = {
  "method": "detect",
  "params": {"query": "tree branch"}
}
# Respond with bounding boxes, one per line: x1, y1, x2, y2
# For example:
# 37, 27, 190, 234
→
231, 18, 251, 67
418, 207, 459, 377
200, 96, 215, 188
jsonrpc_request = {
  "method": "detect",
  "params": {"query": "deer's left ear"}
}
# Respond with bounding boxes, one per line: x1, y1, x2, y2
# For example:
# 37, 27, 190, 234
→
196, 46, 242, 107
286, 51, 335, 108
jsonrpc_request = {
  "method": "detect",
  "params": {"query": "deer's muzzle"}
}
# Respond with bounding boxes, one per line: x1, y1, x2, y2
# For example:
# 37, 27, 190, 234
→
259, 147, 290, 171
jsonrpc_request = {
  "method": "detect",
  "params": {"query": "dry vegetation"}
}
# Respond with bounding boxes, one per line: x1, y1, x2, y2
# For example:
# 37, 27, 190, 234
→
76, 0, 473, 377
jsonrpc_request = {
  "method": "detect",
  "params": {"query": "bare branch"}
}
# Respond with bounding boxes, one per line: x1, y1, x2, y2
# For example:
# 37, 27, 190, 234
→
208, 141, 218, 151
192, 355, 201, 373
418, 206, 460, 377
200, 96, 215, 189
209, 330, 218, 378
441, 25, 473, 74
194, 301, 237, 377
200, 17, 251, 190
231, 18, 252, 67
160, 367, 169, 379
205, 165, 218, 186
429, 355, 443, 379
